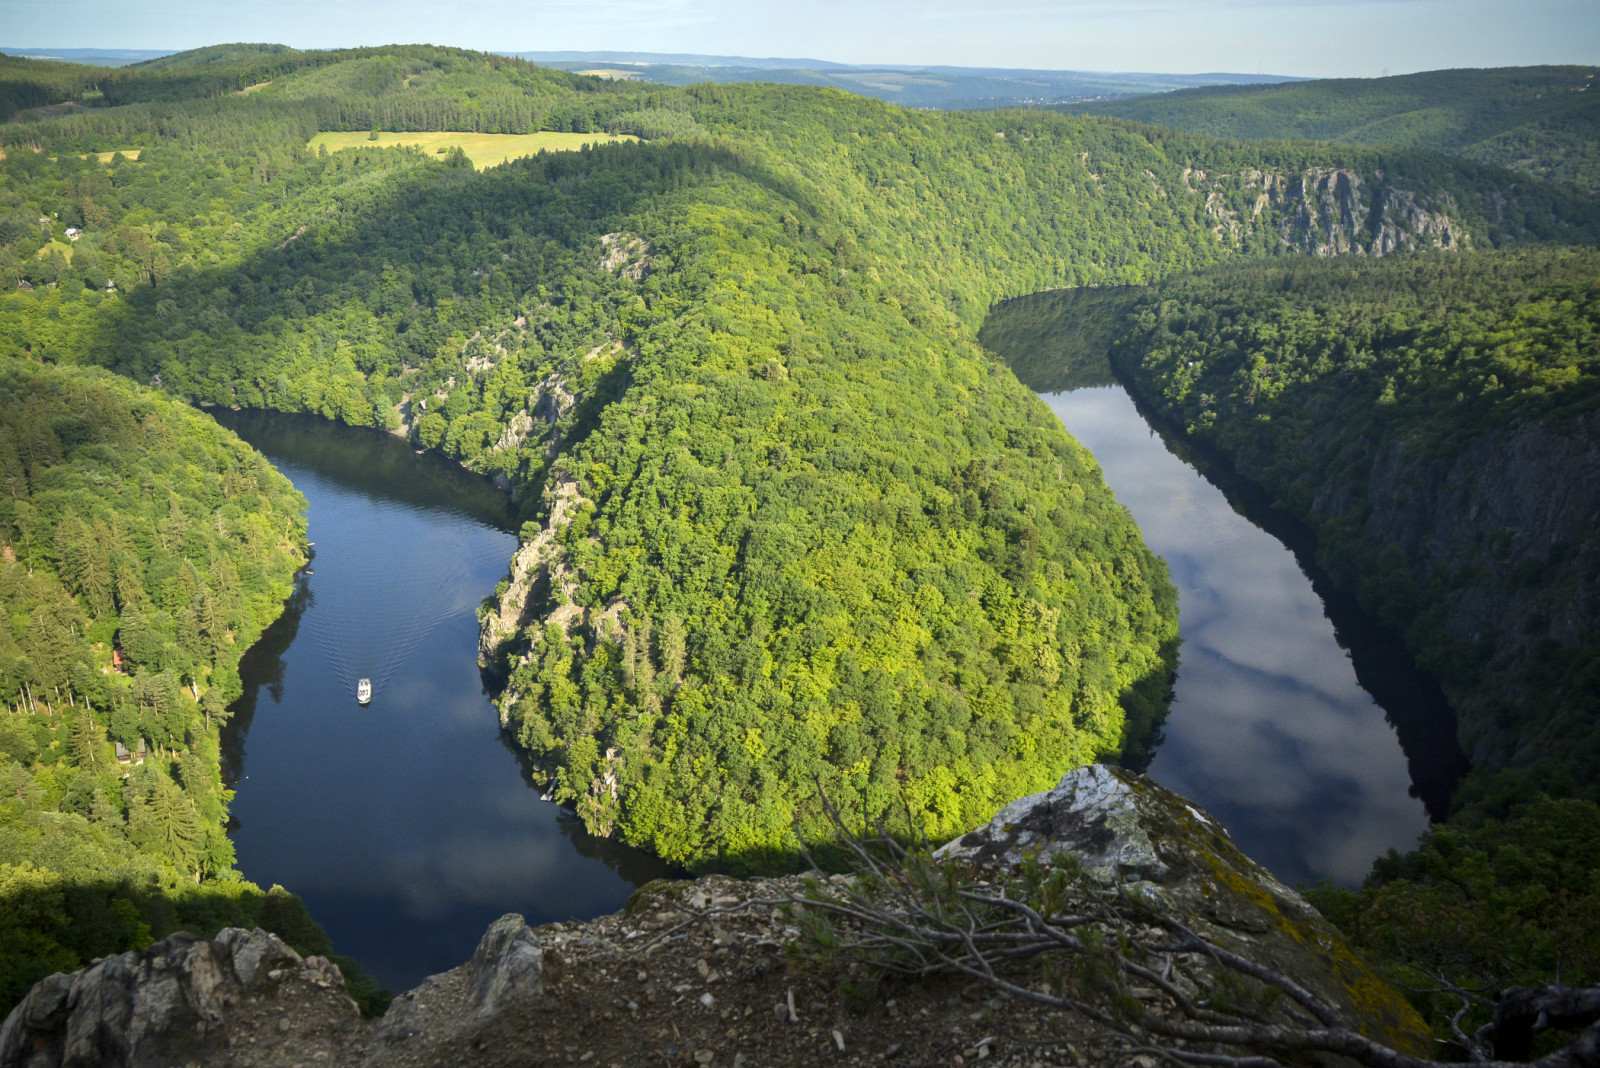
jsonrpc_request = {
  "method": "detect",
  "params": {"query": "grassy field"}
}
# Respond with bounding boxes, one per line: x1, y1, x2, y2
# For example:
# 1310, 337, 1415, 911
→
0, 149, 140, 162
307, 131, 638, 170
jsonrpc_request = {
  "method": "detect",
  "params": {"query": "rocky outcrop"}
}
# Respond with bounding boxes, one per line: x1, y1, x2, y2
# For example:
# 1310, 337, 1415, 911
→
468, 914, 544, 1016
1187, 165, 1467, 256
474, 365, 587, 669
0, 928, 359, 1068
2, 768, 1431, 1068
599, 232, 652, 281
476, 475, 583, 673
530, 370, 576, 433
938, 766, 1432, 1056
369, 914, 546, 1053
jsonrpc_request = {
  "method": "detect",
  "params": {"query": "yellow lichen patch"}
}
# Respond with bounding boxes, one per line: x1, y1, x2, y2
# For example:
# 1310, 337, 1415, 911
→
1190, 832, 1433, 1056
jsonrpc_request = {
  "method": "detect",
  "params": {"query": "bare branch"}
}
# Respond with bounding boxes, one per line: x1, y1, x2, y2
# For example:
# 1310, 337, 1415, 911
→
772, 805, 1600, 1068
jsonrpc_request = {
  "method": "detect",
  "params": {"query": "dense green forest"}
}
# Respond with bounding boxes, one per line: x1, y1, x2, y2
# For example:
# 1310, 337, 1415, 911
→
1087, 248, 1600, 1039
1104, 247, 1600, 799
3, 45, 1597, 872
0, 357, 388, 1010
1062, 66, 1600, 194
1307, 794, 1600, 1041
1, 45, 1598, 1011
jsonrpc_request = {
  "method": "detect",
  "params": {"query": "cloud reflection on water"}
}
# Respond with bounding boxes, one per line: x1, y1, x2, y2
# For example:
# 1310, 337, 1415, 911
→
1042, 387, 1428, 886
222, 429, 672, 993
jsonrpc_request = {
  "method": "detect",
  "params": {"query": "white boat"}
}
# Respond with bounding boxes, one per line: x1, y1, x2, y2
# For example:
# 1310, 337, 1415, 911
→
356, 678, 372, 704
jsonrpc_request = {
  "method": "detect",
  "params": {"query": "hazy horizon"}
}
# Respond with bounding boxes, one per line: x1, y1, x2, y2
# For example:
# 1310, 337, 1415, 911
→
0, 0, 1595, 80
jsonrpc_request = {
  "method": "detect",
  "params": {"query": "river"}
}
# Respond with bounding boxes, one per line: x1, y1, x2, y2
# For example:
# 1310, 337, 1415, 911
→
213, 410, 672, 993
214, 305, 1468, 986
984, 288, 1469, 887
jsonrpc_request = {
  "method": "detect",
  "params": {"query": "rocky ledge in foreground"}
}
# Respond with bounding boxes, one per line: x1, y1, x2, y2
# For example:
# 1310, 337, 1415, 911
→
1, 767, 1429, 1068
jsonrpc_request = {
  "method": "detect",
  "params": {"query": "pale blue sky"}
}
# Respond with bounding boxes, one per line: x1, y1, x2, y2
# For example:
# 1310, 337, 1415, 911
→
5, 0, 1597, 78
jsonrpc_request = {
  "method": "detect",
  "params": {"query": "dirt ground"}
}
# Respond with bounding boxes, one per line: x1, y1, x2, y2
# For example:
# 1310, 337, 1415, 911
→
368, 875, 1119, 1068
203, 874, 1122, 1068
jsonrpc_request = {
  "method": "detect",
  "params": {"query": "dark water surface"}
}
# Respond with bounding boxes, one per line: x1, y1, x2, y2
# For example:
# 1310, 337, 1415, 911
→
213, 410, 672, 992
984, 291, 1468, 888
209, 309, 1466, 987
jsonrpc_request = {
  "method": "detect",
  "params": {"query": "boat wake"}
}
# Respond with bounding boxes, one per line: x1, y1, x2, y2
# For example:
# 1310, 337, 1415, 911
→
297, 500, 491, 702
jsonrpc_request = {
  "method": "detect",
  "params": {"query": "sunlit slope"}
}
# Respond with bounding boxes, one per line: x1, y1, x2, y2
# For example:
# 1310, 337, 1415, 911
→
1060, 66, 1600, 192
3, 49, 1598, 867
0, 357, 354, 1011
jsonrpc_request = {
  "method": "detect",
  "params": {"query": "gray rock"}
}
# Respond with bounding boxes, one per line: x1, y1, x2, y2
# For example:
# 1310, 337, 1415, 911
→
935, 763, 1182, 880
0, 929, 352, 1068
469, 914, 543, 1017
936, 764, 1433, 1058
373, 975, 445, 1046
214, 926, 302, 990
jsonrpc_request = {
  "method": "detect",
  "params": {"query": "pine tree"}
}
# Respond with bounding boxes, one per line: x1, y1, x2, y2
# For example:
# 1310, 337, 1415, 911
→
3, 764, 43, 809
76, 538, 114, 618
68, 711, 99, 769
131, 776, 202, 875
112, 551, 147, 613
89, 787, 121, 827
0, 438, 26, 503
657, 613, 687, 684
51, 514, 89, 593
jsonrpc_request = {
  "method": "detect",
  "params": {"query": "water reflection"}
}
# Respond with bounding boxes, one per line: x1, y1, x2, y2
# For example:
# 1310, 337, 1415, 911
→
218, 411, 673, 992
220, 575, 311, 786
211, 408, 516, 530
982, 289, 1468, 887
1043, 385, 1432, 885
1128, 401, 1470, 823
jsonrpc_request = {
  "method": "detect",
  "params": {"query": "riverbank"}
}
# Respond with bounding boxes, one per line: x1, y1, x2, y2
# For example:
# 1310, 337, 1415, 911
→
1, 768, 1433, 1068
210, 408, 675, 994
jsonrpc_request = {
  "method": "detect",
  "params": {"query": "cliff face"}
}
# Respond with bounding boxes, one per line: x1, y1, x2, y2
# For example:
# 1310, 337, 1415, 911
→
1103, 248, 1600, 798
1336, 408, 1600, 769
1182, 165, 1468, 257
0, 769, 1427, 1068
1205, 403, 1600, 786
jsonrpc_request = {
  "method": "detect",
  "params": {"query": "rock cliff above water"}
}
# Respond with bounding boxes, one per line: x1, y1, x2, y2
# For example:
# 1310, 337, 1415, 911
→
0, 768, 1427, 1068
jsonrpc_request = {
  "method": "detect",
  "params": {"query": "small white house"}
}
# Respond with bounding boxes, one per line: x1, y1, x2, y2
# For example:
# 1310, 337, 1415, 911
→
66, 227, 83, 241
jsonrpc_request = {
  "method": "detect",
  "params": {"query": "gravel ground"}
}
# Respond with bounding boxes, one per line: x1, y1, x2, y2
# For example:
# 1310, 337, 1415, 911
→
194, 873, 1122, 1068
362, 874, 1123, 1068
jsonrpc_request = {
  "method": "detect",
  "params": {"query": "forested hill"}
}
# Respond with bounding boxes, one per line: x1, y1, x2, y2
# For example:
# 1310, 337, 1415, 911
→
0, 357, 376, 1011
0, 45, 628, 133
1085, 246, 1600, 1038
1104, 247, 1600, 804
1059, 66, 1600, 193
2, 47, 1598, 874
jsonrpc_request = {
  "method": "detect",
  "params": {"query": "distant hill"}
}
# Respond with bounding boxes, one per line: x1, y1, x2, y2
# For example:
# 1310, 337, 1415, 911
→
1059, 66, 1600, 192
126, 42, 300, 70
511, 51, 1301, 110
0, 47, 174, 67
1, 45, 1302, 116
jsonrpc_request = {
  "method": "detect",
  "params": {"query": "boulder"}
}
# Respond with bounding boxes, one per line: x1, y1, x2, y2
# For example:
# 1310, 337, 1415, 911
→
372, 913, 543, 1051
936, 764, 1433, 1057
469, 914, 543, 1017
0, 929, 356, 1068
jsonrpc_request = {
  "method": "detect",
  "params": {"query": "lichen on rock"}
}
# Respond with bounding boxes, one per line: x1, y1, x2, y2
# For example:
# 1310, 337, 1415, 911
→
936, 764, 1434, 1057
